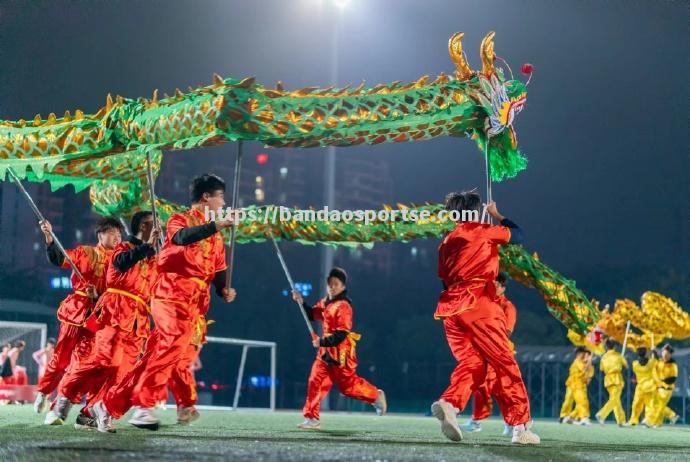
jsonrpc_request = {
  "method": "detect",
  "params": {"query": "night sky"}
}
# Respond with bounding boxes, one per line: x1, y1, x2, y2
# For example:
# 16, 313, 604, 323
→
1, 1, 687, 343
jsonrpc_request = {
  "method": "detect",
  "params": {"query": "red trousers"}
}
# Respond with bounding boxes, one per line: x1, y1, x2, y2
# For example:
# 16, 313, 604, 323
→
104, 298, 196, 418
168, 344, 199, 408
37, 323, 94, 395
471, 364, 514, 420
439, 297, 530, 426
59, 325, 144, 404
302, 359, 378, 420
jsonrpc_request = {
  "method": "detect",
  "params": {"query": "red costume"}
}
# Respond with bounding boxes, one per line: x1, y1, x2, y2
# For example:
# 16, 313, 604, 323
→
436, 222, 531, 426
302, 294, 378, 420
168, 316, 208, 408
59, 237, 156, 405
471, 295, 517, 420
37, 244, 111, 395
103, 208, 226, 418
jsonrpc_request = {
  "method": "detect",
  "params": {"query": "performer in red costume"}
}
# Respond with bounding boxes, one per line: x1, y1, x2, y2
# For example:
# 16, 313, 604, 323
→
430, 191, 540, 445
35, 217, 123, 425
292, 267, 387, 430
56, 211, 160, 430
93, 174, 236, 433
167, 317, 207, 425
459, 272, 519, 435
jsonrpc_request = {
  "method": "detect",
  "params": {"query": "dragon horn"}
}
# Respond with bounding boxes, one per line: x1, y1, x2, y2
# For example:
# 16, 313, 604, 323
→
480, 31, 496, 77
448, 32, 473, 80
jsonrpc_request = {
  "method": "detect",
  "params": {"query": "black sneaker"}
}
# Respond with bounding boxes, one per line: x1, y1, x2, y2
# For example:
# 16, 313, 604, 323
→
74, 413, 97, 430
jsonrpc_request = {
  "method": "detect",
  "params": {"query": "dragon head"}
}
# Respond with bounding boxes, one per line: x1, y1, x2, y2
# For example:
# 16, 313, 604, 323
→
448, 31, 528, 148
446, 31, 530, 180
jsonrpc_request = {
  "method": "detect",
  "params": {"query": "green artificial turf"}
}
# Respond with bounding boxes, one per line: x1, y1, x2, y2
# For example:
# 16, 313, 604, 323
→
0, 406, 688, 461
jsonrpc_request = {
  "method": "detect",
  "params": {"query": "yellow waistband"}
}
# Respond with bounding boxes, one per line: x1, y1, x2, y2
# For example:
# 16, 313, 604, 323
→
190, 277, 208, 288
106, 288, 149, 310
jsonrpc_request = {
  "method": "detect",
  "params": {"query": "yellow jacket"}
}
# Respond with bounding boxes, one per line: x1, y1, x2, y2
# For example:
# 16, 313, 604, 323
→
655, 359, 678, 391
632, 358, 658, 394
566, 357, 593, 389
600, 349, 628, 388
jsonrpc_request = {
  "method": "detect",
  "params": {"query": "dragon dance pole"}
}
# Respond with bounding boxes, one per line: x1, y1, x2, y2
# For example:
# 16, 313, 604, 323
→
145, 150, 163, 249
485, 134, 493, 205
621, 320, 632, 355
226, 141, 243, 289
6, 167, 86, 282
270, 235, 318, 342
480, 132, 493, 224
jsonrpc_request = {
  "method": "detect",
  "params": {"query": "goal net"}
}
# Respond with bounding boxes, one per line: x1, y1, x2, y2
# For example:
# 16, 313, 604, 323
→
166, 336, 276, 411
0, 321, 47, 385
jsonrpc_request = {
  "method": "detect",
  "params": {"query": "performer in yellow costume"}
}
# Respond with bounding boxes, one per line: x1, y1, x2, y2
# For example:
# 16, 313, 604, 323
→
646, 344, 679, 427
560, 347, 594, 425
595, 339, 628, 425
627, 347, 657, 426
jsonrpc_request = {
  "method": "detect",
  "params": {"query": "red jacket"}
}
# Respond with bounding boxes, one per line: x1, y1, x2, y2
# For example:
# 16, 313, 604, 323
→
57, 244, 112, 326
435, 222, 511, 319
311, 296, 360, 369
96, 238, 157, 338
154, 207, 226, 315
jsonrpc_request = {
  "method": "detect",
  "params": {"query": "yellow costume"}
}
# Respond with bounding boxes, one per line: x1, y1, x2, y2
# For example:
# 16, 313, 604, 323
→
628, 357, 658, 425
560, 356, 593, 420
595, 349, 628, 424
647, 359, 678, 426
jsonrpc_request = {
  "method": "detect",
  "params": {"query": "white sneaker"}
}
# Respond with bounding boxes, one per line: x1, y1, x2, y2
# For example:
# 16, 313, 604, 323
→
128, 407, 160, 430
43, 410, 64, 425
595, 414, 605, 425
91, 401, 116, 434
561, 416, 574, 424
512, 425, 541, 445
33, 392, 48, 414
575, 418, 591, 426
297, 418, 321, 429
155, 400, 167, 410
459, 419, 482, 433
669, 414, 679, 425
373, 389, 387, 416
431, 400, 462, 442
177, 406, 200, 426
54, 396, 73, 421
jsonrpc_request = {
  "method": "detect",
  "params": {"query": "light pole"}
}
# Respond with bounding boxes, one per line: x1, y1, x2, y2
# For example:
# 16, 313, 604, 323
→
319, 0, 348, 412
320, 0, 347, 300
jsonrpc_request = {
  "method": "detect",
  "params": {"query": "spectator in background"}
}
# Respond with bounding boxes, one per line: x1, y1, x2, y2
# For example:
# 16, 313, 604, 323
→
4, 341, 29, 386
32, 338, 56, 382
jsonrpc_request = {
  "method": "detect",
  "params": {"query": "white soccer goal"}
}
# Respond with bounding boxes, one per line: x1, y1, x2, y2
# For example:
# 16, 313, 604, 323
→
0, 321, 48, 384
194, 336, 276, 411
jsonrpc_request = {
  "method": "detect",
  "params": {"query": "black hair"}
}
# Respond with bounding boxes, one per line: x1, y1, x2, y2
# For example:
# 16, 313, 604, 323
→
190, 174, 226, 203
13, 340, 26, 348
636, 347, 648, 358
130, 211, 154, 236
575, 346, 589, 355
444, 190, 481, 214
496, 272, 509, 286
605, 339, 616, 350
96, 216, 125, 237
662, 343, 674, 354
328, 267, 348, 286
47, 338, 56, 345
